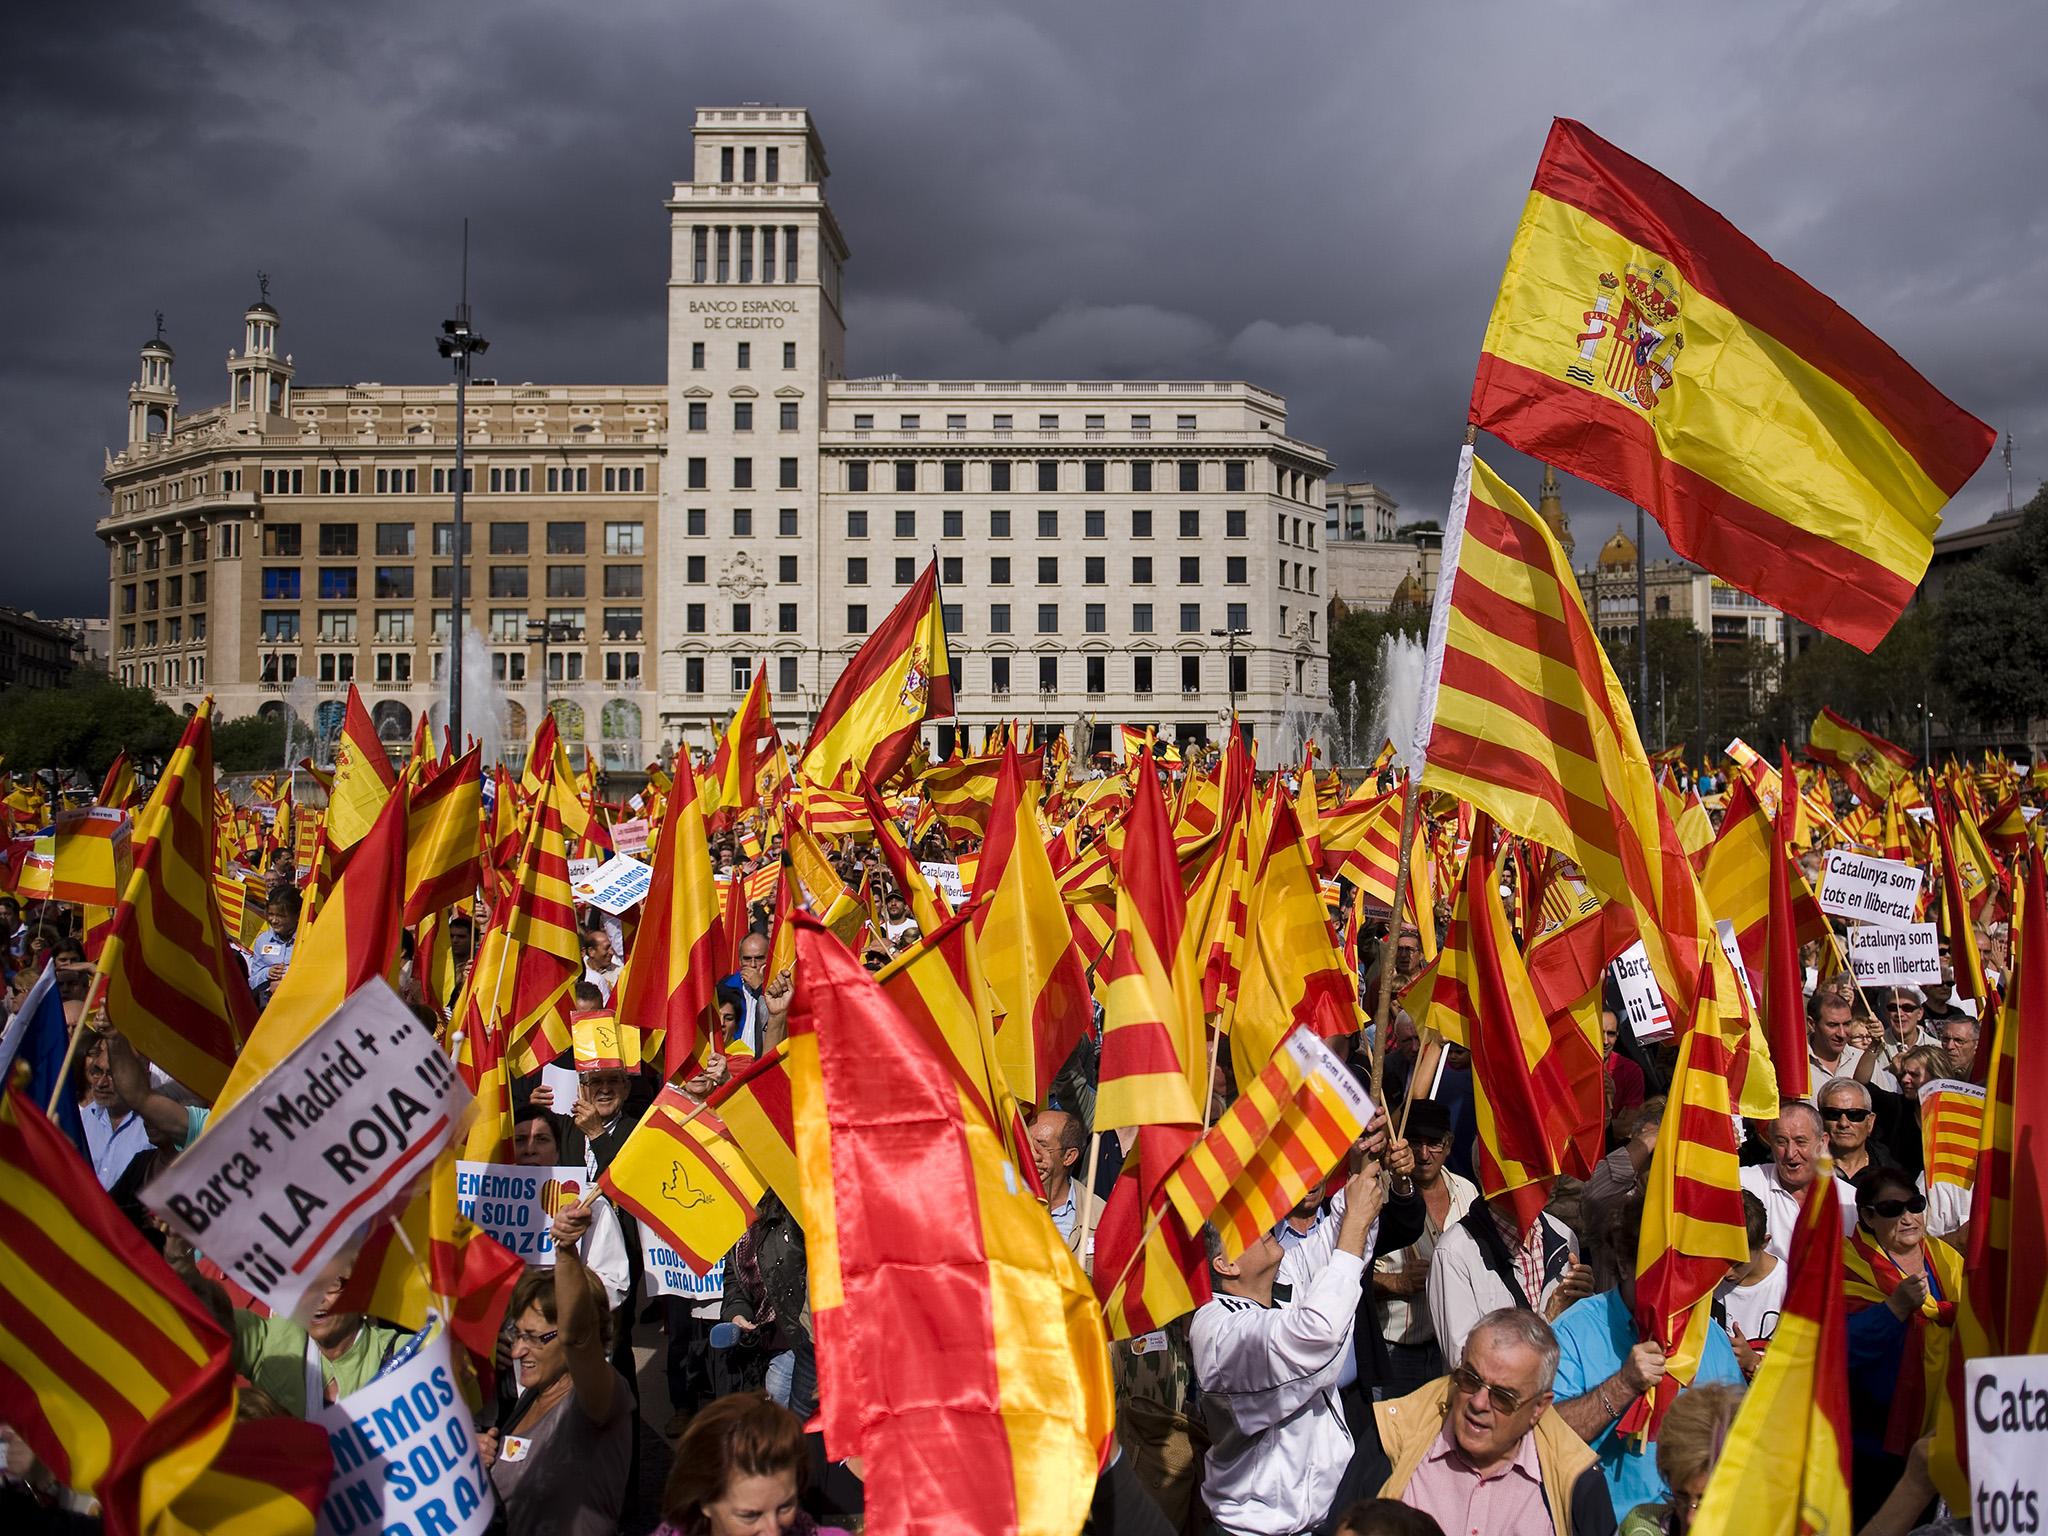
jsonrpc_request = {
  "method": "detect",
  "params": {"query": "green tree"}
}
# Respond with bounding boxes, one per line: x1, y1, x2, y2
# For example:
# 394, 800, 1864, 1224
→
1776, 602, 1936, 751
0, 674, 184, 780
1327, 600, 1427, 763
1934, 483, 2048, 730
1602, 618, 1783, 760
214, 711, 295, 773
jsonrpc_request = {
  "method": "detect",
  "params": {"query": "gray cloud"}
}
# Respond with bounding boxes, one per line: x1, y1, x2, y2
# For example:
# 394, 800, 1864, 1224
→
4, 0, 2040, 618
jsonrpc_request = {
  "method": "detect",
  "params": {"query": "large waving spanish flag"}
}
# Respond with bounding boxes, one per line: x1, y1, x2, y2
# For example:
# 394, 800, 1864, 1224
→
1472, 119, 1995, 651
1807, 706, 1917, 807
800, 560, 953, 789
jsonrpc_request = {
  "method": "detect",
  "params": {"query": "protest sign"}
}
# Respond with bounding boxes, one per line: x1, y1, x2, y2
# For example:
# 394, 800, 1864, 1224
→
539, 1061, 580, 1107
1715, 920, 1757, 1012
145, 981, 469, 1317
919, 861, 967, 907
1817, 850, 1924, 928
1965, 1354, 2048, 1536
611, 816, 651, 858
640, 1229, 728, 1303
567, 856, 601, 888
455, 1161, 589, 1263
1845, 922, 1944, 985
316, 1320, 494, 1536
1612, 941, 1673, 1043
572, 854, 654, 915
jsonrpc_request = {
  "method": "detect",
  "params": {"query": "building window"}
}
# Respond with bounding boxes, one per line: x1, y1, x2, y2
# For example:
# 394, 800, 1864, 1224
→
942, 603, 963, 636
317, 652, 357, 684
261, 611, 300, 641
261, 568, 300, 600
1227, 602, 1249, 631
778, 554, 798, 582
778, 602, 798, 633
894, 461, 915, 493
889, 508, 913, 539
1132, 602, 1153, 633
376, 523, 415, 556
1085, 604, 1106, 634
942, 508, 964, 538
847, 462, 869, 492
847, 604, 868, 634
732, 507, 753, 536
941, 555, 963, 585
780, 402, 798, 431
895, 557, 916, 585
374, 609, 414, 643
847, 508, 868, 538
734, 401, 753, 432
605, 565, 644, 598
990, 655, 1011, 694
1225, 462, 1246, 492
1034, 509, 1055, 539
1131, 461, 1153, 492
990, 462, 1011, 493
1086, 655, 1106, 694
693, 227, 708, 282
990, 508, 1011, 538
1038, 557, 1059, 585
687, 458, 707, 490
1180, 603, 1201, 633
737, 343, 750, 369
1230, 655, 1248, 695
731, 603, 752, 632
783, 341, 797, 368
777, 458, 797, 489
777, 508, 798, 536
1084, 556, 1105, 585
1182, 655, 1201, 694
604, 607, 643, 641
548, 566, 586, 598
685, 656, 704, 693
1038, 655, 1058, 693
489, 523, 527, 555
318, 568, 357, 600
687, 555, 706, 583
318, 523, 358, 556
1036, 461, 1057, 492
692, 341, 705, 369
374, 566, 414, 599
1134, 654, 1153, 694
989, 603, 1011, 634
847, 557, 868, 586
1037, 603, 1058, 634
688, 402, 707, 432
1133, 555, 1153, 584
733, 458, 753, 490
686, 603, 706, 634
1226, 556, 1247, 585
263, 525, 301, 557
942, 463, 964, 493
1178, 461, 1200, 492
686, 508, 707, 537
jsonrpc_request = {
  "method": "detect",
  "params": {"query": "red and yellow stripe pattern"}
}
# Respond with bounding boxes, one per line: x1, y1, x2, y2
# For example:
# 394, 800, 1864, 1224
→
1472, 119, 1995, 651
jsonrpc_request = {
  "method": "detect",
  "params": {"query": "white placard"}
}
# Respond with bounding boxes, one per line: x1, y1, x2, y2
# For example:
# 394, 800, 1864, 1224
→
455, 1161, 592, 1264
316, 1321, 494, 1536
567, 856, 601, 888
1845, 922, 1944, 985
1612, 942, 1673, 1043
611, 816, 651, 857
1817, 850, 1924, 928
641, 1230, 729, 1302
573, 853, 654, 915
919, 861, 967, 907
539, 1061, 581, 1109
146, 982, 469, 1319
1715, 919, 1757, 1013
1966, 1354, 2048, 1536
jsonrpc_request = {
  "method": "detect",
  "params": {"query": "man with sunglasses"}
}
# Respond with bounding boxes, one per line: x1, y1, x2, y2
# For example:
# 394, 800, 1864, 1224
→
1817, 1078, 1895, 1182
1375, 1308, 1615, 1536
1864, 986, 1938, 1093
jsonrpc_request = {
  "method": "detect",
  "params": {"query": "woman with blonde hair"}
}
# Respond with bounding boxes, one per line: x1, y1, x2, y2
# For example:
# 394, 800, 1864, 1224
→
1618, 1382, 1744, 1535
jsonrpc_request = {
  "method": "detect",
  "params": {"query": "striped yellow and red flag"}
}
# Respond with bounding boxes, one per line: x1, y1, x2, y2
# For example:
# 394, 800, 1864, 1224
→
1918, 1078, 1986, 1190
1808, 707, 1918, 806
709, 1042, 803, 1218
1162, 1025, 1371, 1257
1096, 743, 1205, 1134
1228, 795, 1358, 1089
1930, 784, 1992, 1005
1094, 1124, 1215, 1339
98, 750, 136, 811
613, 756, 722, 1079
799, 560, 953, 789
324, 683, 398, 851
603, 1085, 763, 1274
784, 913, 1113, 1536
1183, 730, 1258, 1020
0, 1089, 332, 1536
1414, 816, 1600, 1229
1932, 848, 2048, 1505
1318, 784, 1405, 899
1627, 981, 1750, 1438
972, 736, 1093, 1107
1418, 450, 1773, 1113
1688, 1164, 1854, 1536
336, 1145, 523, 1371
856, 771, 951, 935
94, 701, 257, 1100
921, 744, 1042, 844
1471, 118, 1995, 650
401, 743, 482, 924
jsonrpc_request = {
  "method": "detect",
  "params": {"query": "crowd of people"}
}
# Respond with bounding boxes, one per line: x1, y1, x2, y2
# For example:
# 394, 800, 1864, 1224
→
0, 747, 2012, 1536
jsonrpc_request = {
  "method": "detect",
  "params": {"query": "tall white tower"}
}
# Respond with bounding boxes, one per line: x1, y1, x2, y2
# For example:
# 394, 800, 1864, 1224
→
128, 314, 177, 445
225, 274, 294, 420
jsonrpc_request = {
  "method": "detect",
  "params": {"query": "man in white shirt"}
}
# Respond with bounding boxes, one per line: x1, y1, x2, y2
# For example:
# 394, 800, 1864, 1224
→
1738, 1101, 1856, 1260
1027, 1108, 1087, 1255
1806, 989, 1863, 1090
1427, 1197, 1590, 1366
1192, 1165, 1385, 1536
80, 1036, 151, 1189
580, 925, 622, 1002
1373, 1099, 1479, 1398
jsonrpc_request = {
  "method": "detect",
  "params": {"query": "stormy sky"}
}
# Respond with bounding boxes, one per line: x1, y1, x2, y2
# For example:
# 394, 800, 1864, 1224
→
4, 0, 2040, 620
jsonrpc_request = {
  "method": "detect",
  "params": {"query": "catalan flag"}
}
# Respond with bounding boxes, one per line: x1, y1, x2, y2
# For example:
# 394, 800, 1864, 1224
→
1163, 1025, 1370, 1257
921, 743, 1040, 844
0, 1089, 331, 1536
1472, 118, 1995, 651
708, 1042, 803, 1219
94, 701, 257, 1100
973, 735, 1093, 1107
785, 913, 1113, 1536
469, 747, 583, 1076
1931, 848, 2048, 1508
1095, 743, 1206, 1134
1418, 450, 1771, 1113
99, 750, 137, 812
1808, 707, 1919, 806
1688, 1166, 1853, 1536
1918, 1079, 1986, 1192
612, 755, 722, 1079
401, 743, 482, 924
1930, 784, 1992, 1005
799, 560, 953, 789
603, 1084, 763, 1274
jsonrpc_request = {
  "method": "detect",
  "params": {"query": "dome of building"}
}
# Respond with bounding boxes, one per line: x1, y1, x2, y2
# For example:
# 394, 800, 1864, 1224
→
1596, 526, 1638, 569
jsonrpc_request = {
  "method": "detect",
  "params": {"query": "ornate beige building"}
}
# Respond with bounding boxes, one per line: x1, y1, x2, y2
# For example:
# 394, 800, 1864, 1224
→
99, 106, 1333, 768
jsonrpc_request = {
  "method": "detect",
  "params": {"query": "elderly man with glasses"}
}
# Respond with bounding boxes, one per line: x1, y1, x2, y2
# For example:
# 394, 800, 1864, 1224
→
1817, 1077, 1895, 1182
1375, 1307, 1616, 1536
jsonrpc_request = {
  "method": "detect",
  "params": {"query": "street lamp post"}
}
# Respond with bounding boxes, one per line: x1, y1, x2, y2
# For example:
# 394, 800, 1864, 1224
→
436, 223, 488, 750
1211, 626, 1251, 745
528, 619, 580, 717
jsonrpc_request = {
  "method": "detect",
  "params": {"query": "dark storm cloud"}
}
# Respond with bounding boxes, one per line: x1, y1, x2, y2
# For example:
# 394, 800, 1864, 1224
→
5, 0, 2041, 617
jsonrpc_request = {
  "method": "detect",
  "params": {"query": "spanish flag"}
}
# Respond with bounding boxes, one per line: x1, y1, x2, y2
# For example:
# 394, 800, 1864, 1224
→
1807, 706, 1918, 806
800, 560, 953, 789
602, 1085, 762, 1275
785, 913, 1113, 1536
1688, 1162, 1853, 1536
324, 682, 398, 851
402, 743, 482, 924
1472, 119, 1995, 651
1228, 795, 1358, 1089
612, 756, 722, 1079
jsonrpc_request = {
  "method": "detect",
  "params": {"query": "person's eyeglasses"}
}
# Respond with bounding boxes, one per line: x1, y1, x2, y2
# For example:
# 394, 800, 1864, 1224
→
1414, 1135, 1453, 1151
511, 1327, 560, 1349
1885, 1003, 1922, 1014
1449, 1364, 1527, 1415
1819, 1107, 1871, 1123
1865, 1193, 1927, 1219
740, 956, 769, 969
